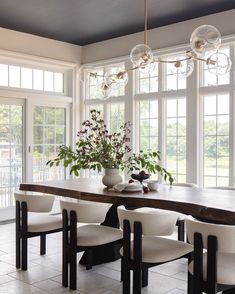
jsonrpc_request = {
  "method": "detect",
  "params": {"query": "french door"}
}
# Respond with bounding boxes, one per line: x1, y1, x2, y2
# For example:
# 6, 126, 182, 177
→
0, 97, 70, 214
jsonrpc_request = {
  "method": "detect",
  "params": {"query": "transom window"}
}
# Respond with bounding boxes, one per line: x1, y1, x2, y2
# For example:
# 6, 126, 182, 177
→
0, 64, 64, 93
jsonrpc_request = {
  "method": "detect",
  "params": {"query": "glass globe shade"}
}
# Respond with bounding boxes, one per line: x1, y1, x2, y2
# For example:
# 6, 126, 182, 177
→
138, 62, 156, 74
190, 25, 221, 55
207, 52, 232, 76
169, 58, 194, 78
99, 81, 112, 100
130, 44, 154, 68
105, 71, 128, 87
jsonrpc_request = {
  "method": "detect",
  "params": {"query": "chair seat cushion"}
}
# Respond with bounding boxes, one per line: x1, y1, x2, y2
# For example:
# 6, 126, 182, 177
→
28, 214, 62, 232
120, 236, 193, 263
134, 207, 186, 220
76, 225, 123, 247
189, 252, 235, 285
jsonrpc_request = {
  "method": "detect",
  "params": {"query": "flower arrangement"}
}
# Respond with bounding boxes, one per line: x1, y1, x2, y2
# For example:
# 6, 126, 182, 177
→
47, 109, 174, 184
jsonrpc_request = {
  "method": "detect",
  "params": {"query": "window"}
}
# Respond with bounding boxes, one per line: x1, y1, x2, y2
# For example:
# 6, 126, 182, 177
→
164, 54, 186, 91
138, 100, 158, 151
0, 103, 23, 207
0, 64, 64, 93
110, 103, 125, 133
202, 46, 230, 87
165, 97, 186, 182
138, 65, 158, 94
33, 106, 66, 182
86, 62, 126, 100
202, 94, 230, 187
83, 41, 235, 187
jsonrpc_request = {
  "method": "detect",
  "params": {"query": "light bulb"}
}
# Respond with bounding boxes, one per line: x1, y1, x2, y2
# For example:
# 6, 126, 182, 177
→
190, 25, 221, 55
207, 52, 232, 76
130, 44, 154, 68
169, 58, 194, 78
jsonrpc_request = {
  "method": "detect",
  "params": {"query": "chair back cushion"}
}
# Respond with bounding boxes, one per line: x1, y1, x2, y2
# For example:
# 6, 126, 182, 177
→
14, 192, 54, 212
60, 200, 111, 223
186, 219, 235, 253
117, 206, 178, 236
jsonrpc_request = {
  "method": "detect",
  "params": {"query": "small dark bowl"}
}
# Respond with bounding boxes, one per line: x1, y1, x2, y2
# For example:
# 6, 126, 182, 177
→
131, 173, 151, 183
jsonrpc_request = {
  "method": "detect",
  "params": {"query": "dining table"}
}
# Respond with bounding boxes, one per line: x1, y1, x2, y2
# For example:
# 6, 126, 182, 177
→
19, 178, 235, 294
20, 178, 235, 225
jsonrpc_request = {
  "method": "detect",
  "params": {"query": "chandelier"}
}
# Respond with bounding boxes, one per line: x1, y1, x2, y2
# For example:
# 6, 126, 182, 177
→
89, 0, 232, 99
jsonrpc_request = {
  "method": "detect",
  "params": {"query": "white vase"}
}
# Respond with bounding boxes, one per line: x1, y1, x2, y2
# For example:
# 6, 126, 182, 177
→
102, 168, 122, 188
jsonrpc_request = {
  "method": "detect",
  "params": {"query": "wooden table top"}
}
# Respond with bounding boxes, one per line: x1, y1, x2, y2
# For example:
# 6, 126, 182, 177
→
20, 178, 235, 225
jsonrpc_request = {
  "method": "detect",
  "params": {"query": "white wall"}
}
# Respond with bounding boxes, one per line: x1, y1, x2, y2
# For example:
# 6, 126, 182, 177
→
0, 28, 82, 64
82, 9, 235, 64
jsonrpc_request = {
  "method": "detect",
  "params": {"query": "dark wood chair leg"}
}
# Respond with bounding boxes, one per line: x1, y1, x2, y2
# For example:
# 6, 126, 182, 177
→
123, 220, 131, 294
62, 210, 69, 287
193, 233, 203, 294
187, 253, 194, 294
21, 202, 28, 271
120, 256, 124, 282
85, 249, 93, 270
69, 211, 77, 290
187, 272, 193, 294
207, 235, 217, 294
69, 248, 77, 290
177, 219, 185, 242
133, 222, 142, 294
40, 235, 46, 255
21, 235, 28, 270
15, 201, 21, 269
142, 267, 148, 287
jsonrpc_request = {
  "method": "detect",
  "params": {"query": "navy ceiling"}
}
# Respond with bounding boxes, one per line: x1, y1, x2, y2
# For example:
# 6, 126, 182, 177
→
1, 0, 235, 46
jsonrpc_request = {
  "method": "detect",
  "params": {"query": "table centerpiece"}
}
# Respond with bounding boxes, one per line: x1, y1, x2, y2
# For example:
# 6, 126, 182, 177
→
47, 109, 174, 188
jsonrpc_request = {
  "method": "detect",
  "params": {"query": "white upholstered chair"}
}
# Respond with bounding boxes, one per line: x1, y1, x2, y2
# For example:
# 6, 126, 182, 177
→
186, 218, 235, 294
14, 191, 62, 270
135, 182, 198, 241
60, 200, 123, 290
118, 206, 193, 294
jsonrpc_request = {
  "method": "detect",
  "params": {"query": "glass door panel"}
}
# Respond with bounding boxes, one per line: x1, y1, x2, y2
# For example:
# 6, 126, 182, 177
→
33, 106, 66, 182
0, 103, 23, 207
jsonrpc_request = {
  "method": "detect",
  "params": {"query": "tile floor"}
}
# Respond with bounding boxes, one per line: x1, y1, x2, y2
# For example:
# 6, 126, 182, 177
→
0, 223, 190, 294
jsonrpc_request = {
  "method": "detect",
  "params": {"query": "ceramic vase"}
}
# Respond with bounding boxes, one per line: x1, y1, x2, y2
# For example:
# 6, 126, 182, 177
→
102, 168, 122, 188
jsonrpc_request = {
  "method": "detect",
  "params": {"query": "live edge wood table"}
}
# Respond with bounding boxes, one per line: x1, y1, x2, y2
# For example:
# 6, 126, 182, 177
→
20, 178, 235, 225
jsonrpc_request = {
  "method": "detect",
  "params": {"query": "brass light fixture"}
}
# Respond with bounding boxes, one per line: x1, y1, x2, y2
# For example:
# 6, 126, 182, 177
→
88, 0, 232, 99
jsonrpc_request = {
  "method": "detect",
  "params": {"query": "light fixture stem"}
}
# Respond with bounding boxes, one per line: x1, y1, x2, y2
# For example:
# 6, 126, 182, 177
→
144, 0, 148, 45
